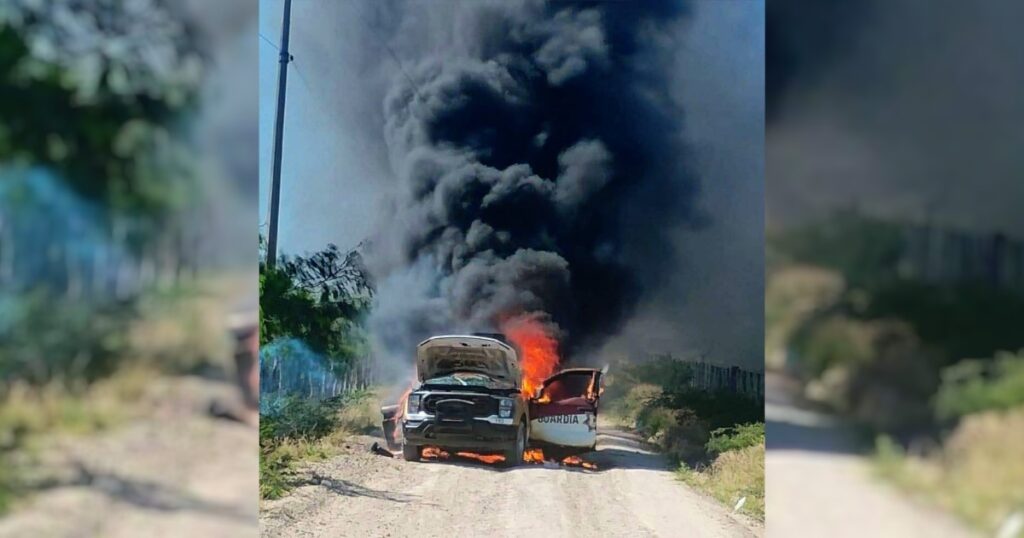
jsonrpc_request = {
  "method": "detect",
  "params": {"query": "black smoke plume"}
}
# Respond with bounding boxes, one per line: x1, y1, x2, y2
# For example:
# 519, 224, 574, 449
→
766, 0, 1024, 235
365, 1, 701, 362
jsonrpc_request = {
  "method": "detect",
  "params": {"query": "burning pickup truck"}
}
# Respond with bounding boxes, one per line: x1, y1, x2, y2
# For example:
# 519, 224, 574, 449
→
381, 333, 603, 467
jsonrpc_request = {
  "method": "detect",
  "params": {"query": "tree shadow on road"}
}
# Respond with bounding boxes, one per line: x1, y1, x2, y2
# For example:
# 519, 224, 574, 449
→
301, 472, 423, 504
29, 461, 253, 522
590, 429, 672, 471
766, 417, 866, 455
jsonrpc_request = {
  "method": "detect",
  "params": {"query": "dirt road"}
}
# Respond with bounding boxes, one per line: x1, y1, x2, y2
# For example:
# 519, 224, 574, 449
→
0, 376, 258, 538
765, 372, 977, 537
260, 420, 761, 538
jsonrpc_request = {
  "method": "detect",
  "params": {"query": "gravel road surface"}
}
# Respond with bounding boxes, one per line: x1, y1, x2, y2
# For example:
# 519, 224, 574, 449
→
765, 372, 976, 537
0, 376, 258, 538
261, 420, 761, 538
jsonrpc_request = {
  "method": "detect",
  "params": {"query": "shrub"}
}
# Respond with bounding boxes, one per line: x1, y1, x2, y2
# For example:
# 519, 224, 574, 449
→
791, 315, 875, 378
935, 350, 1024, 420
0, 292, 132, 394
260, 392, 373, 441
705, 423, 765, 455
655, 388, 763, 431
635, 404, 677, 439
260, 396, 336, 441
259, 390, 376, 500
612, 383, 662, 426
259, 445, 292, 500
864, 282, 1024, 366
662, 409, 711, 464
765, 265, 845, 370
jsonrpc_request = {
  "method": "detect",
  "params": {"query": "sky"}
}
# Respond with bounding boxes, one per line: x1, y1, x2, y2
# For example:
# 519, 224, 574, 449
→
259, 0, 389, 255
258, 0, 764, 370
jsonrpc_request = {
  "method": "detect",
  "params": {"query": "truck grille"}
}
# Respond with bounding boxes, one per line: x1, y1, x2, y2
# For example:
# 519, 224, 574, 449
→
423, 394, 498, 419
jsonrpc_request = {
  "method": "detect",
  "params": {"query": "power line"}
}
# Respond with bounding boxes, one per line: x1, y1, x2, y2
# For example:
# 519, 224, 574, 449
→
259, 32, 279, 51
355, 10, 423, 102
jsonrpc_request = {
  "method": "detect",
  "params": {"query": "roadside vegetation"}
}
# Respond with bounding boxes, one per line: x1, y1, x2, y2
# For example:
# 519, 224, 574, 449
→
0, 3, 249, 515
259, 390, 380, 499
258, 239, 377, 499
768, 210, 1024, 534
604, 355, 765, 519
0, 2, 226, 514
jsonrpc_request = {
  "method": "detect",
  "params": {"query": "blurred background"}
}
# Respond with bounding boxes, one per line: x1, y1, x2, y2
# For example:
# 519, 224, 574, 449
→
0, 1, 257, 536
766, 0, 1023, 536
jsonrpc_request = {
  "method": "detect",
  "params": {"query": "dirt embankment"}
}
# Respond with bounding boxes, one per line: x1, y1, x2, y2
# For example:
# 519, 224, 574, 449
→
260, 419, 761, 538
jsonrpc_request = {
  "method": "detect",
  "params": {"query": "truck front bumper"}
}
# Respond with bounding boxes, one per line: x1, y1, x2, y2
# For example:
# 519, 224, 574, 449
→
403, 414, 518, 450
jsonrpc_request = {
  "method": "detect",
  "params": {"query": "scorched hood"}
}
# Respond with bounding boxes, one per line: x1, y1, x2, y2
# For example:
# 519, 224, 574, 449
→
416, 335, 521, 387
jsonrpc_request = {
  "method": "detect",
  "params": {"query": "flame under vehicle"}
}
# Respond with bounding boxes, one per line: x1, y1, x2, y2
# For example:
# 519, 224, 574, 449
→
381, 334, 603, 466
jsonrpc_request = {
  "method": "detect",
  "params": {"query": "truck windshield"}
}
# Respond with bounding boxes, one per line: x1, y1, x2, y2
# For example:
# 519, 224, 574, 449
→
423, 372, 510, 388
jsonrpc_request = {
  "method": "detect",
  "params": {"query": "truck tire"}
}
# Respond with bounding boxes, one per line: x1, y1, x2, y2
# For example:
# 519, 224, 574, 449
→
503, 423, 526, 467
402, 443, 422, 462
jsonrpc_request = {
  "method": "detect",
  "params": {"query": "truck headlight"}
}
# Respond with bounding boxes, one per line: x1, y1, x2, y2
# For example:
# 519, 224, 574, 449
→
498, 398, 513, 418
407, 393, 422, 414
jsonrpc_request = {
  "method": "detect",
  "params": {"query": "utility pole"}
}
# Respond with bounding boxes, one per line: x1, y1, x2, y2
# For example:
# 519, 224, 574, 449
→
267, 0, 293, 268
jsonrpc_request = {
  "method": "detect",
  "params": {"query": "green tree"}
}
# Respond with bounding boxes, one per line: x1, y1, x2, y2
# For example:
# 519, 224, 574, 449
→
0, 0, 204, 216
259, 242, 373, 360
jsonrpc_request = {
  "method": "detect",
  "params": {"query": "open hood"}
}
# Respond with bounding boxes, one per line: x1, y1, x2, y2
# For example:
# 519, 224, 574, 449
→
416, 335, 521, 386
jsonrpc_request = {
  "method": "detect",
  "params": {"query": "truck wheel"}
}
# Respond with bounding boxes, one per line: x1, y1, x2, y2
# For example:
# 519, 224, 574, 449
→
503, 423, 526, 467
402, 443, 422, 462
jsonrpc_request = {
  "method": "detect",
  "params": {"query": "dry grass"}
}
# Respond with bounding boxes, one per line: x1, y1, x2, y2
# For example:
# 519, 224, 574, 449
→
677, 444, 765, 520
0, 367, 156, 440
875, 407, 1024, 534
128, 281, 241, 374
335, 391, 383, 435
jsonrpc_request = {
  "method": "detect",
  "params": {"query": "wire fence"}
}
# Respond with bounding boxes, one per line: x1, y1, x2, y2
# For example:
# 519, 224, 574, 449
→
901, 224, 1024, 290
258, 338, 378, 404
0, 214, 204, 301
686, 361, 765, 400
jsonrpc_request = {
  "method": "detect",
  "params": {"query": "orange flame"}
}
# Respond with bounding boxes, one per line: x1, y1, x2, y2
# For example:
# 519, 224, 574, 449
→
421, 447, 506, 465
420, 446, 596, 469
422, 446, 446, 459
523, 448, 545, 463
502, 314, 560, 397
457, 452, 505, 465
562, 455, 598, 470
394, 388, 412, 422
522, 448, 597, 470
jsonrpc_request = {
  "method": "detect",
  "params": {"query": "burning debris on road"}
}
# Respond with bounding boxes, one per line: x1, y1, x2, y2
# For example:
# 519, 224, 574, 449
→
370, 442, 599, 472
414, 446, 598, 471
